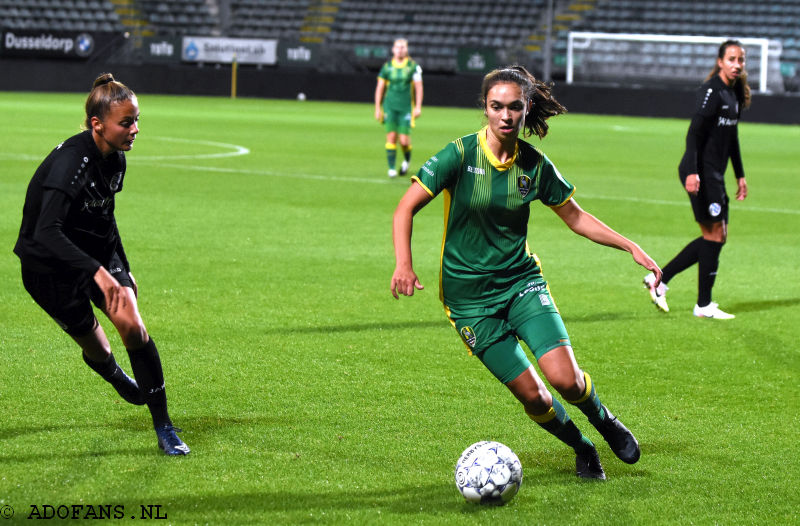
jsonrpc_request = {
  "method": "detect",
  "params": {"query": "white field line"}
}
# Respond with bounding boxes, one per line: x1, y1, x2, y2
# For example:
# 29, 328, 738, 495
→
133, 160, 800, 216
3, 140, 797, 216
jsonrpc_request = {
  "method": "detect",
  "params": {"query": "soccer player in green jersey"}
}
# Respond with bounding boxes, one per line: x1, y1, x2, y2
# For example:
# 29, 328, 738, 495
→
390, 66, 662, 480
374, 38, 423, 178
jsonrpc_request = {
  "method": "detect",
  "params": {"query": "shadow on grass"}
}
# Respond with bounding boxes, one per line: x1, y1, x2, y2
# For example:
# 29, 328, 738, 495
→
725, 297, 800, 313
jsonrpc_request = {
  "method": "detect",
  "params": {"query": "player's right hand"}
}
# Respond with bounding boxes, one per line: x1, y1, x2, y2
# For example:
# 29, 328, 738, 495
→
94, 266, 126, 313
390, 267, 424, 299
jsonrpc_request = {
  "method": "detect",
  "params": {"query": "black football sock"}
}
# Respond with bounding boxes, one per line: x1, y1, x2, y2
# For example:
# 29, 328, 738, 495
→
126, 338, 171, 428
82, 351, 117, 379
82, 351, 144, 405
565, 372, 607, 429
661, 237, 703, 284
528, 398, 595, 453
697, 239, 724, 307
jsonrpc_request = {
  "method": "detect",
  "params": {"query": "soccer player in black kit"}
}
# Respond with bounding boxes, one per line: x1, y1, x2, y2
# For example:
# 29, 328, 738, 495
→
644, 40, 749, 319
14, 73, 189, 455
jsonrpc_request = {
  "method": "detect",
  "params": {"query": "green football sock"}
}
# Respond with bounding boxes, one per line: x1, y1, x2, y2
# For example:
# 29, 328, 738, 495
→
566, 371, 607, 429
401, 144, 412, 162
385, 142, 397, 169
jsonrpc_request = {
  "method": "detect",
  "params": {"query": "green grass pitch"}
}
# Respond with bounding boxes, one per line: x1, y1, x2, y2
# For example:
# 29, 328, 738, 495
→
0, 90, 798, 525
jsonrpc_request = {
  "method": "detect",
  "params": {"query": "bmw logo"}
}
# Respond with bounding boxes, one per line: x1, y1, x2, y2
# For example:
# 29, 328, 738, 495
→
75, 33, 94, 57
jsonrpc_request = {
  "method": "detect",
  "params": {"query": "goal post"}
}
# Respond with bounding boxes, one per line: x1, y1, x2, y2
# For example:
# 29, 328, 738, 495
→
566, 32, 777, 92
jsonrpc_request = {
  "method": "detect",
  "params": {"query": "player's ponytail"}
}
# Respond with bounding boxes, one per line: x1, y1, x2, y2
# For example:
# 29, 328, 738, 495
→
84, 73, 136, 129
481, 65, 567, 139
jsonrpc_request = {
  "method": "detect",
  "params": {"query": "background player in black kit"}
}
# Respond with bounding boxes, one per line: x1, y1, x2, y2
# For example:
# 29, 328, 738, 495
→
14, 73, 189, 455
643, 40, 749, 319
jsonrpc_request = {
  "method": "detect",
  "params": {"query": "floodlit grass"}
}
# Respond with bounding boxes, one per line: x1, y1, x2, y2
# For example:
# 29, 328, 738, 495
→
0, 91, 798, 525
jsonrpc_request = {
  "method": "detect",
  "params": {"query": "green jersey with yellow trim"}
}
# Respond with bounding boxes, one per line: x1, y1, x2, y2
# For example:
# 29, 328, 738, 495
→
412, 128, 575, 315
378, 57, 422, 112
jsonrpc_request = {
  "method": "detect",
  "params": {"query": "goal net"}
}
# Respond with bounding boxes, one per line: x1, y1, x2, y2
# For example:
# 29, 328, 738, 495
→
565, 32, 783, 93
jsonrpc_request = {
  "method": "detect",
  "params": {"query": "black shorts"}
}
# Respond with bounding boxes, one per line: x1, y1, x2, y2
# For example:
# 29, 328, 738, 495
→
680, 170, 729, 224
20, 255, 132, 336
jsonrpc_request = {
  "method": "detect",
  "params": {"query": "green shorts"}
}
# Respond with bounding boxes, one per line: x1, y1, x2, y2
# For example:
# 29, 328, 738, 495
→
447, 281, 571, 384
383, 107, 412, 135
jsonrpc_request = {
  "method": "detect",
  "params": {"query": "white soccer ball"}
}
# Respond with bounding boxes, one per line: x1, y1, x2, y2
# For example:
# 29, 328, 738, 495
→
296, 92, 306, 101
454, 441, 522, 505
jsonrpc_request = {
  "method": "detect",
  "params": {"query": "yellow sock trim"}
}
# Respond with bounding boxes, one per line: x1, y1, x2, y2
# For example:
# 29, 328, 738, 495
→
401, 144, 412, 153
527, 406, 556, 423
565, 372, 592, 404
385, 142, 397, 150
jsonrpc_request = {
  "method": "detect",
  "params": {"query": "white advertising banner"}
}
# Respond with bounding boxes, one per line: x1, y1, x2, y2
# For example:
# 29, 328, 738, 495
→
181, 36, 277, 65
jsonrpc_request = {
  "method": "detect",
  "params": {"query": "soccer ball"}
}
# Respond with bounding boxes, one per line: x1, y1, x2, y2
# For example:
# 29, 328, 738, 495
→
454, 441, 522, 505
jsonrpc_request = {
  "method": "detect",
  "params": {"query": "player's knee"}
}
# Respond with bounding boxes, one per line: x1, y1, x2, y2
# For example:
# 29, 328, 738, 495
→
517, 384, 552, 415
117, 320, 148, 349
549, 369, 585, 400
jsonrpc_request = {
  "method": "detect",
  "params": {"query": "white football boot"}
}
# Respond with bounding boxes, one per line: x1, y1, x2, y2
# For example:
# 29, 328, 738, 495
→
643, 273, 669, 312
693, 302, 735, 319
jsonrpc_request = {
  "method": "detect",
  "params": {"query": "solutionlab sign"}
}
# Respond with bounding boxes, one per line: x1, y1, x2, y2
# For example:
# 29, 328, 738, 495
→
1, 30, 99, 59
181, 36, 277, 65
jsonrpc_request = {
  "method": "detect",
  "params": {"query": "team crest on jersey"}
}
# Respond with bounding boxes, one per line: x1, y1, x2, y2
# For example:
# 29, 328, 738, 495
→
517, 175, 532, 197
109, 172, 123, 191
708, 202, 722, 217
460, 326, 476, 348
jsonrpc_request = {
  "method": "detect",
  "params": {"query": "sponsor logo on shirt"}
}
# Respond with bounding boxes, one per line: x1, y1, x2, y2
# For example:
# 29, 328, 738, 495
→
467, 165, 485, 175
81, 196, 113, 211
717, 116, 738, 127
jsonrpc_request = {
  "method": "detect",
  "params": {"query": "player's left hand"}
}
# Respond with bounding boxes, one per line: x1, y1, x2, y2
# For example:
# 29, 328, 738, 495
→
413, 107, 421, 119
736, 177, 748, 201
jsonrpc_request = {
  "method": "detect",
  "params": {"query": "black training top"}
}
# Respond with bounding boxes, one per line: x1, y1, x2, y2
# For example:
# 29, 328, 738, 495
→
678, 74, 745, 181
14, 130, 130, 277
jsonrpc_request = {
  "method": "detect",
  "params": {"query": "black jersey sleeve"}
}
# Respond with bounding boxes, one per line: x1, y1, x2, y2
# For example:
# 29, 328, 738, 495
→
34, 187, 102, 275
682, 87, 719, 175
729, 126, 745, 179
41, 148, 90, 199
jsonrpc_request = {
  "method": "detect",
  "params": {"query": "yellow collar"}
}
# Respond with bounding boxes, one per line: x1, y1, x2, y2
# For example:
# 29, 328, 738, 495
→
478, 126, 518, 171
392, 57, 409, 68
